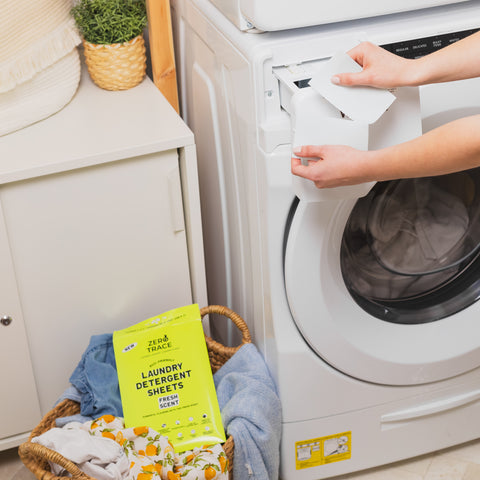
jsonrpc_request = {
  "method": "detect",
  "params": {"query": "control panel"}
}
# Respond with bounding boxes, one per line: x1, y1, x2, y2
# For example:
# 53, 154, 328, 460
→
381, 28, 479, 58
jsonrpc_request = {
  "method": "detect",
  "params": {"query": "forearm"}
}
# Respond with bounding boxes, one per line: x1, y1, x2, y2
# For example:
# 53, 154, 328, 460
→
291, 115, 480, 188
367, 115, 480, 180
407, 31, 480, 85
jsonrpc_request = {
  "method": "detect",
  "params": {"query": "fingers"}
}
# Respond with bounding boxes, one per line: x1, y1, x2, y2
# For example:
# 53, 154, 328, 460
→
331, 43, 372, 86
291, 156, 321, 181
331, 42, 382, 87
346, 42, 371, 65
291, 156, 310, 179
331, 71, 367, 86
292, 145, 323, 158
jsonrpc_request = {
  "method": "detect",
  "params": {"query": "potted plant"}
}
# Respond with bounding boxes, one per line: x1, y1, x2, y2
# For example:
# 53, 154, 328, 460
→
71, 0, 148, 90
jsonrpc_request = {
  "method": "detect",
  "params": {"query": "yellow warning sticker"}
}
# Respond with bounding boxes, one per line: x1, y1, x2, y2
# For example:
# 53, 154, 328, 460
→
295, 431, 351, 470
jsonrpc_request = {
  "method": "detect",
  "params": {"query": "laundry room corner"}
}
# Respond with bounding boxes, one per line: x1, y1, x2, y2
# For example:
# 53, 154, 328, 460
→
4, 0, 480, 479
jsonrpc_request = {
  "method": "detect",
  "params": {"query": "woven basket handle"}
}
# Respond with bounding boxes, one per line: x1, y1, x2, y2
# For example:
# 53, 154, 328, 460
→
201, 305, 251, 355
18, 442, 92, 479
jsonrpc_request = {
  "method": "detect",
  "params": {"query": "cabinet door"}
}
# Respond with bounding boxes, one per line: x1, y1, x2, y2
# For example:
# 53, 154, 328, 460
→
0, 201, 41, 444
1, 151, 193, 414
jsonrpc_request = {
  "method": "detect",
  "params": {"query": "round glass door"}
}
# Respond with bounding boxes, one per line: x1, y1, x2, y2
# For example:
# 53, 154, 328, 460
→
284, 178, 480, 385
341, 170, 480, 324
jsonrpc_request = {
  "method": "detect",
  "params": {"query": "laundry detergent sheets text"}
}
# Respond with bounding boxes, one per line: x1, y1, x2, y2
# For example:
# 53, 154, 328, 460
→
113, 304, 225, 452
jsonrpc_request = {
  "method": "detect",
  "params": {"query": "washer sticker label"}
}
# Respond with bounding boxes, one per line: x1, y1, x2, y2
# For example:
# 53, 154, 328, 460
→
295, 431, 351, 470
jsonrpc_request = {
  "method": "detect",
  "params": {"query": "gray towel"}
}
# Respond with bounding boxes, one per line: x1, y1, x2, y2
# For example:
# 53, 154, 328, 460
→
214, 343, 282, 480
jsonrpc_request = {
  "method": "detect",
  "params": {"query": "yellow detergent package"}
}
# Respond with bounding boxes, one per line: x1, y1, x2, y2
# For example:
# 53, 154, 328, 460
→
113, 304, 226, 452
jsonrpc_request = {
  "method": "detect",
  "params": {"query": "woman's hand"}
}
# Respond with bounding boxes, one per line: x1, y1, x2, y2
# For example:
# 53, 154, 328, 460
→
292, 115, 480, 189
291, 145, 374, 188
331, 41, 418, 88
337, 32, 480, 88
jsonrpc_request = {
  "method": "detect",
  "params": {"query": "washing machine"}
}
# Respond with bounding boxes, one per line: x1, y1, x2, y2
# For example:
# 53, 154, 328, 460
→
170, 0, 480, 478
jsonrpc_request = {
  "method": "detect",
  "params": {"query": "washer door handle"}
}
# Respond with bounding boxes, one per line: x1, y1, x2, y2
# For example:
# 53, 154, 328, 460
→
381, 389, 480, 423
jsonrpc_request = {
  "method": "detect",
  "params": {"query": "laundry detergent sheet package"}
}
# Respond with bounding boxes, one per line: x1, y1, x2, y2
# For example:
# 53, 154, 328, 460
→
113, 304, 226, 452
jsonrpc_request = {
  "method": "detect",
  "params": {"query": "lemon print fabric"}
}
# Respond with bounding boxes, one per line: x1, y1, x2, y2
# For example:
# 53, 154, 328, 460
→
86, 415, 228, 480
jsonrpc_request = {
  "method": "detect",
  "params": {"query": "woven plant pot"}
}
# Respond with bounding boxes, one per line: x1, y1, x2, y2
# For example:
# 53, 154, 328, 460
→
83, 34, 146, 91
19, 305, 252, 480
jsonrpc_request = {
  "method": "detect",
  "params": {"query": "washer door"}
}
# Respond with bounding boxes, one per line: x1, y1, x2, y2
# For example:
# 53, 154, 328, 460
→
284, 172, 480, 385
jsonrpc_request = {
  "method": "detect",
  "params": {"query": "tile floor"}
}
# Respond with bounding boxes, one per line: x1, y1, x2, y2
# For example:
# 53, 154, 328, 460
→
3, 437, 480, 479
333, 439, 480, 480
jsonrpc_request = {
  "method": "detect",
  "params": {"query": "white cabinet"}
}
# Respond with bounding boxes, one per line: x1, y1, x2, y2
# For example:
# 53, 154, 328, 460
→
0, 202, 41, 446
0, 67, 207, 449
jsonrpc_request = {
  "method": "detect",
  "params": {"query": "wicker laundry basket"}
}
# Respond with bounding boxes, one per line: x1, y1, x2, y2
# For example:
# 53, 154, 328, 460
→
18, 305, 251, 480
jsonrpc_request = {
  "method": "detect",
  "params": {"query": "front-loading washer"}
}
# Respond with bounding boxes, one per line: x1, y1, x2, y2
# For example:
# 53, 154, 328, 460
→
171, 0, 480, 477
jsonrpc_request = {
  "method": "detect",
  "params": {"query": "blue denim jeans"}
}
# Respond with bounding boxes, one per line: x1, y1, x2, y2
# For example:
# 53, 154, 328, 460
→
69, 333, 123, 418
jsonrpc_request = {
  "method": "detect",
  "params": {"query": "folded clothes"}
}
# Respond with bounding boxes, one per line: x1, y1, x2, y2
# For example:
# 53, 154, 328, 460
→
214, 343, 282, 480
33, 415, 229, 480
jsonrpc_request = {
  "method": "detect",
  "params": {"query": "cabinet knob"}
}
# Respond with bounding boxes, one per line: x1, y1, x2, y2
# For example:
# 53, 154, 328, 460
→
1, 316, 12, 326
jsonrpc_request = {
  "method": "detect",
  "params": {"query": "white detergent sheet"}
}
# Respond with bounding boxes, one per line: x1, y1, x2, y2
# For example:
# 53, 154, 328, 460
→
290, 51, 396, 201
308, 51, 396, 124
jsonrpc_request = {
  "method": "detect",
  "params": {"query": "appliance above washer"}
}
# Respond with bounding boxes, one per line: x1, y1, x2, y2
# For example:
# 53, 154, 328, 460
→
207, 0, 471, 31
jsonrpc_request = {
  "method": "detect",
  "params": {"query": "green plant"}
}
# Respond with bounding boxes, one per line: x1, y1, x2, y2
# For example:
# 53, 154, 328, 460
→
71, 0, 147, 45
